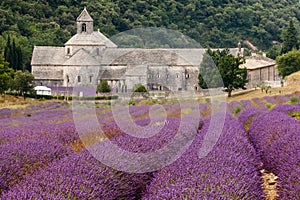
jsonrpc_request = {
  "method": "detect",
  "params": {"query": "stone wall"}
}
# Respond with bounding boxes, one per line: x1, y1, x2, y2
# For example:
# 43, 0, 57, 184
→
247, 65, 280, 88
63, 65, 100, 87
32, 66, 64, 80
32, 65, 64, 86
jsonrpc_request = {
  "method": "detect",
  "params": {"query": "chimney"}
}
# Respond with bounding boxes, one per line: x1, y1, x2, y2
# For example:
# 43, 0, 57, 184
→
238, 41, 241, 53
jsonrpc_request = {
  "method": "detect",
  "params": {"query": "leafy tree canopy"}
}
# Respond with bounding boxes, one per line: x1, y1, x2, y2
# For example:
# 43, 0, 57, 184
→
97, 80, 111, 93
199, 49, 247, 97
266, 44, 282, 60
0, 56, 14, 95
133, 84, 147, 93
281, 20, 298, 54
1, 0, 300, 70
13, 70, 34, 99
276, 49, 300, 78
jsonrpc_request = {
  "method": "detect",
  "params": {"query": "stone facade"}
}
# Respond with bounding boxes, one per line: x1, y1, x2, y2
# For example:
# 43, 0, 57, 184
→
31, 8, 243, 95
241, 55, 281, 88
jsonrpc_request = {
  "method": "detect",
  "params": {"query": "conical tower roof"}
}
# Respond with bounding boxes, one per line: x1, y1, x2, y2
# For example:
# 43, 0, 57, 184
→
77, 7, 93, 22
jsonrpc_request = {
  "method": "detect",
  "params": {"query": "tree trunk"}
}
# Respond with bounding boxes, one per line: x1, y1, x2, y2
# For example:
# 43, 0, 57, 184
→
228, 89, 232, 97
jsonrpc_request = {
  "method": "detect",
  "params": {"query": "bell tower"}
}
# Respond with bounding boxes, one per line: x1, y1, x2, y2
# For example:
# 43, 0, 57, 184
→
76, 7, 94, 34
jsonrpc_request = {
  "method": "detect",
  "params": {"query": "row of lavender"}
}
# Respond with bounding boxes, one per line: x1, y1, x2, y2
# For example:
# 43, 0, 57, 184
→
233, 92, 300, 199
242, 104, 300, 199
0, 102, 78, 195
0, 92, 299, 199
0, 105, 264, 199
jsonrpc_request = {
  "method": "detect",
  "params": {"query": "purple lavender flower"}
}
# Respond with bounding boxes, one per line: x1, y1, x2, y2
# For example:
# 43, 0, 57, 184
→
248, 109, 300, 199
142, 114, 264, 199
2, 150, 152, 200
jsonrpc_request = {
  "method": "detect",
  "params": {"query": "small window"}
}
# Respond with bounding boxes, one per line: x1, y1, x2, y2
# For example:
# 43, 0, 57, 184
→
67, 48, 70, 55
157, 74, 160, 78
78, 76, 81, 83
186, 74, 190, 79
89, 76, 93, 83
176, 74, 179, 78
82, 23, 87, 32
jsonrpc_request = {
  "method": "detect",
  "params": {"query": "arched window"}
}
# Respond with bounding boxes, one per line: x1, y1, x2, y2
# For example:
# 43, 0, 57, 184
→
67, 48, 70, 55
82, 23, 87, 32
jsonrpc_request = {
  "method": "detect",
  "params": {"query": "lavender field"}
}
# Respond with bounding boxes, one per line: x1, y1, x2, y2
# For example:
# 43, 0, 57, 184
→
0, 92, 300, 200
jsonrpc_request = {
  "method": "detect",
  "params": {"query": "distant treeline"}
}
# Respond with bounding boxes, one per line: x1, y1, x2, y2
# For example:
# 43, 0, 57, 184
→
1, 0, 300, 70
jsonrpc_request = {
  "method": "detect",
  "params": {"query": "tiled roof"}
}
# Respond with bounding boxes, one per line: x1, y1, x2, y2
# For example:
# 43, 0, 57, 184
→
77, 7, 93, 22
99, 66, 127, 79
31, 45, 243, 68
65, 31, 117, 47
31, 46, 66, 65
99, 48, 242, 66
241, 55, 276, 70
99, 48, 204, 66
63, 49, 99, 66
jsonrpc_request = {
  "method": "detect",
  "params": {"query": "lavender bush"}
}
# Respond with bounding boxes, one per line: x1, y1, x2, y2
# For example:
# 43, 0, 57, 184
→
238, 108, 264, 131
228, 100, 242, 118
251, 98, 268, 110
142, 114, 264, 199
2, 150, 152, 200
1, 94, 299, 199
0, 139, 72, 194
248, 109, 300, 199
240, 99, 255, 111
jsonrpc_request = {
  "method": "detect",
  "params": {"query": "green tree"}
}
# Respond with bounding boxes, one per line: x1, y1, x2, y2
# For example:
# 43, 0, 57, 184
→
12, 39, 23, 71
281, 20, 298, 54
4, 35, 11, 66
13, 70, 34, 100
133, 84, 147, 92
267, 44, 282, 59
0, 56, 14, 96
199, 49, 247, 97
4, 36, 23, 71
276, 49, 300, 78
198, 49, 223, 89
97, 80, 111, 93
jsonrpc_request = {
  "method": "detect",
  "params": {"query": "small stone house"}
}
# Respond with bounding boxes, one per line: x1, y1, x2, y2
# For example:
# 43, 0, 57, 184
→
241, 55, 281, 88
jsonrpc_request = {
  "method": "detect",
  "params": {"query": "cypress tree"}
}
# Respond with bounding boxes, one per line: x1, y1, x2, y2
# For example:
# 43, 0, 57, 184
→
4, 36, 23, 71
281, 20, 298, 54
11, 39, 17, 71
4, 35, 11, 66
17, 46, 23, 71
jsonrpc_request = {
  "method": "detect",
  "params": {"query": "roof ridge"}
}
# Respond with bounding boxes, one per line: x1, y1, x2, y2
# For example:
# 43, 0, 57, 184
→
65, 32, 117, 48
35, 46, 64, 48
77, 7, 93, 22
63, 48, 99, 66
246, 55, 275, 62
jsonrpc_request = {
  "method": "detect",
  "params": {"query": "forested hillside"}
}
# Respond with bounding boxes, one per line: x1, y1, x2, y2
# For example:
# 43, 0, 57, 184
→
1, 0, 300, 70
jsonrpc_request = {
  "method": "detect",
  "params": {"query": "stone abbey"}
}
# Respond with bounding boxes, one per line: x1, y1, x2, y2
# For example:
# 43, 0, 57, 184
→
31, 8, 244, 95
